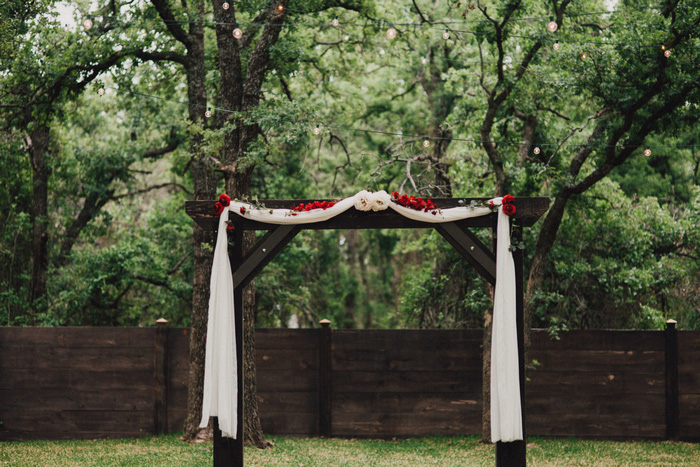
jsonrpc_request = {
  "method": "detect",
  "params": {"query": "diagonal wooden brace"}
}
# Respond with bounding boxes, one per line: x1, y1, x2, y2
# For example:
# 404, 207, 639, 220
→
232, 224, 300, 289
435, 222, 496, 286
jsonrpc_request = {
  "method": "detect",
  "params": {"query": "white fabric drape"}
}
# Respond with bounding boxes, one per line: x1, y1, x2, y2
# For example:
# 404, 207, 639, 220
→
199, 206, 238, 438
490, 201, 523, 442
200, 190, 522, 442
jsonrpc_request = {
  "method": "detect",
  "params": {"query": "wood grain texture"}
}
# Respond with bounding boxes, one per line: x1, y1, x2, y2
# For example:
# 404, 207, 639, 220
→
3, 327, 700, 440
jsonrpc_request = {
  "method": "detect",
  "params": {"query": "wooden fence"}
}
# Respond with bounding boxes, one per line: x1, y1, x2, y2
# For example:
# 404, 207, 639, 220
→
1, 324, 699, 441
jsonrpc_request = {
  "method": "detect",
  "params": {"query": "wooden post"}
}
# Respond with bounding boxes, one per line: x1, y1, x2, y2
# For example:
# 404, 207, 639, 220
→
155, 318, 169, 435
496, 224, 527, 467
319, 319, 332, 437
213, 229, 245, 467
665, 319, 679, 440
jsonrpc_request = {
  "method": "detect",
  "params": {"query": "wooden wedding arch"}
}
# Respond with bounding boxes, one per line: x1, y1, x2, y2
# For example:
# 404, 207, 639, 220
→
186, 196, 549, 467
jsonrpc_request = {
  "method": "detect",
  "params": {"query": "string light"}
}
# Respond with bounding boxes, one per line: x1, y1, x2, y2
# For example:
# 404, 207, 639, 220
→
664, 49, 671, 57
387, 24, 397, 39
332, 16, 339, 27
552, 42, 560, 50
547, 18, 558, 33
233, 26, 243, 39
205, 107, 212, 118
223, 2, 230, 10
276, 4, 284, 12
97, 87, 105, 96
580, 52, 588, 60
644, 148, 651, 157
83, 15, 93, 31
313, 125, 321, 135
423, 137, 430, 148
442, 29, 450, 40
533, 146, 540, 155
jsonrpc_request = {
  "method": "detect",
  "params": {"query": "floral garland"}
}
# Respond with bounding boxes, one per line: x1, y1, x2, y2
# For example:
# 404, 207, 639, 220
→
290, 200, 337, 214
211, 191, 517, 224
391, 191, 438, 214
213, 194, 236, 231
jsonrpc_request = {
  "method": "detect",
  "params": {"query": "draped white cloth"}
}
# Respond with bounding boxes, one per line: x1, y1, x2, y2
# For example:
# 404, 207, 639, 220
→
200, 190, 522, 442
199, 205, 238, 438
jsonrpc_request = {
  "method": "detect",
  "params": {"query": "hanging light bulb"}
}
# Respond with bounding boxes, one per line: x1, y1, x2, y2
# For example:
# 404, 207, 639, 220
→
664, 49, 671, 57
332, 16, 339, 27
222, 2, 230, 9
233, 25, 243, 39
313, 125, 321, 135
205, 107, 212, 118
83, 15, 93, 31
580, 52, 588, 60
97, 87, 105, 96
547, 17, 558, 33
277, 4, 284, 12
387, 24, 397, 39
552, 42, 560, 50
442, 29, 450, 40
423, 137, 430, 148
644, 148, 651, 157
661, 45, 666, 51
533, 146, 541, 155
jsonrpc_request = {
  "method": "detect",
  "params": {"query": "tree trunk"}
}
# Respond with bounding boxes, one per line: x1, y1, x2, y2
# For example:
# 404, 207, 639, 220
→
26, 125, 50, 318
182, 3, 218, 441
523, 191, 572, 348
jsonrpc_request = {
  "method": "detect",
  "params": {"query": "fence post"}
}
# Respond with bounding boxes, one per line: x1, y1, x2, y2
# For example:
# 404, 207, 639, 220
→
665, 319, 679, 440
319, 319, 332, 437
155, 318, 169, 435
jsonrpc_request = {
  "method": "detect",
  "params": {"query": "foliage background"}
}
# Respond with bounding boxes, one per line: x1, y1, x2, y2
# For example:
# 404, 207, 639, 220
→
1, 0, 699, 332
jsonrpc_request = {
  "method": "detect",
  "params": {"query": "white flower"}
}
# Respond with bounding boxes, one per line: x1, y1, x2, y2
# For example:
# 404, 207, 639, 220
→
353, 190, 374, 211
369, 190, 391, 211
353, 190, 392, 212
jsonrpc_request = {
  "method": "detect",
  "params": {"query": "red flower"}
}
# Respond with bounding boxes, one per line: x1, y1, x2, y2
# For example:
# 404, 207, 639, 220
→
226, 224, 235, 231
218, 194, 231, 207
240, 206, 246, 215
502, 194, 515, 205
502, 203, 516, 216
392, 191, 399, 199
213, 202, 224, 215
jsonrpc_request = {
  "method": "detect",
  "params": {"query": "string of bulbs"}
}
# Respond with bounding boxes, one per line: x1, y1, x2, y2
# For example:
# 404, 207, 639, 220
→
43, 5, 700, 158
77, 2, 695, 54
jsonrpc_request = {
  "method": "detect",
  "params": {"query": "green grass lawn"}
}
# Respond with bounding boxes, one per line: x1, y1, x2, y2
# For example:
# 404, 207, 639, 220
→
1, 434, 698, 466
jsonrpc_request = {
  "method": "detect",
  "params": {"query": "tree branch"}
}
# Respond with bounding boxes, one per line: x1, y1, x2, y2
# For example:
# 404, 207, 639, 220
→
151, 0, 193, 50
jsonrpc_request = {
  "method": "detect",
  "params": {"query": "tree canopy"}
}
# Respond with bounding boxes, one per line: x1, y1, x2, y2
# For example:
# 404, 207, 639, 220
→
2, 0, 699, 328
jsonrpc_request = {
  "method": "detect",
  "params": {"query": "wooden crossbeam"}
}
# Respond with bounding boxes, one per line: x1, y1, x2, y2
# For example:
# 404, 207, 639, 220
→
185, 197, 549, 232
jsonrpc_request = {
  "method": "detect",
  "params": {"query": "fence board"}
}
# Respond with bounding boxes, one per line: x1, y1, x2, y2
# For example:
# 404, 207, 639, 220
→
2, 327, 700, 440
